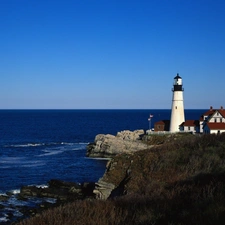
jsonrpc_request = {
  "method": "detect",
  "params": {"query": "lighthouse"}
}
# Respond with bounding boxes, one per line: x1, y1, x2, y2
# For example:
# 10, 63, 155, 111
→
169, 73, 185, 132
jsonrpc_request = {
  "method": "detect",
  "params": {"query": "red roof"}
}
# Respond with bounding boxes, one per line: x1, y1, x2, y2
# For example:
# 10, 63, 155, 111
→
155, 120, 165, 125
218, 109, 225, 118
199, 108, 225, 121
181, 120, 199, 127
199, 109, 215, 121
154, 120, 170, 125
206, 123, 225, 130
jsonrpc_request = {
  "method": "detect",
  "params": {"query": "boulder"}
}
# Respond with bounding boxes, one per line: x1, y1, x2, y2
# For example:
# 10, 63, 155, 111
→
86, 129, 149, 158
0, 194, 10, 201
93, 179, 115, 200
116, 129, 145, 140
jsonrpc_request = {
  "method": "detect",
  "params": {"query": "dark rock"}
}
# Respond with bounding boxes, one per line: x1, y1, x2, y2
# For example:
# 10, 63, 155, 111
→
82, 182, 96, 198
9, 180, 97, 223
19, 179, 95, 203
0, 194, 10, 201
19, 186, 40, 197
39, 201, 55, 209
48, 179, 81, 190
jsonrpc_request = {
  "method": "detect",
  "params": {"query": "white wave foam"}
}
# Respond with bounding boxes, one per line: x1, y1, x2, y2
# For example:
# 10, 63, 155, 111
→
38, 143, 87, 157
1, 188, 20, 197
7, 196, 26, 207
38, 149, 64, 157
0, 157, 45, 168
86, 157, 111, 160
13, 210, 23, 217
5, 142, 88, 148
60, 142, 88, 146
60, 142, 73, 145
70, 146, 85, 151
43, 198, 57, 204
0, 156, 26, 164
21, 162, 46, 168
0, 194, 8, 197
11, 189, 20, 195
0, 216, 8, 222
35, 184, 48, 188
6, 143, 45, 147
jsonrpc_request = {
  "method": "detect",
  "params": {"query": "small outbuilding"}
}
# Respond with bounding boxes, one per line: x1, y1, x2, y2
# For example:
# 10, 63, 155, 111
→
180, 120, 200, 133
154, 120, 170, 132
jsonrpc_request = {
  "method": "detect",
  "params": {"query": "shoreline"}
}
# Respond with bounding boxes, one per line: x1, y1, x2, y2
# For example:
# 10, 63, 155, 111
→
1, 129, 188, 224
0, 179, 97, 224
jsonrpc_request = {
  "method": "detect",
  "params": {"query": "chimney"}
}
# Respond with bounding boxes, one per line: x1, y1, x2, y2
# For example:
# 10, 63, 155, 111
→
221, 106, 223, 110
210, 106, 213, 111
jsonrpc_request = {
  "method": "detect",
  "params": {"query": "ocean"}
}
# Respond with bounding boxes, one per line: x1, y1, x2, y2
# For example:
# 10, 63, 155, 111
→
0, 109, 206, 223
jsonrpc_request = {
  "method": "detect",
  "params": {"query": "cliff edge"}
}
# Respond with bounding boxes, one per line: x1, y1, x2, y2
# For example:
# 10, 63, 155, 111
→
86, 129, 151, 158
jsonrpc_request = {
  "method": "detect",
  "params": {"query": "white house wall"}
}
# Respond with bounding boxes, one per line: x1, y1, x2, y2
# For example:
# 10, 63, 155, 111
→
184, 126, 195, 132
203, 125, 225, 134
200, 121, 204, 133
210, 129, 225, 134
208, 111, 225, 123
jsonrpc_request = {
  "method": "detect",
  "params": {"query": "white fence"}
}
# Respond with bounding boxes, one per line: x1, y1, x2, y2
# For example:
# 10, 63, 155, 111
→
146, 130, 193, 135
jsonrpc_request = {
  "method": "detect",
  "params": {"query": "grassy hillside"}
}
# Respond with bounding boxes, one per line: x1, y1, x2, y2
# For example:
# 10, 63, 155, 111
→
18, 133, 225, 225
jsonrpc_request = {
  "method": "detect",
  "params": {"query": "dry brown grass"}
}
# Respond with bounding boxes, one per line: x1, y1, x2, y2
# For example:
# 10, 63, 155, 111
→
18, 133, 225, 225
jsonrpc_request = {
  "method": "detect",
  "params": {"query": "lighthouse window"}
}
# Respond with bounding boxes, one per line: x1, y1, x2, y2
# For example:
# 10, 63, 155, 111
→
175, 106, 177, 109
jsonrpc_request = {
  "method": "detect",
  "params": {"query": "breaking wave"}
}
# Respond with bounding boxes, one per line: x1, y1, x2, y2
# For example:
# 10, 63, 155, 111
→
5, 142, 88, 148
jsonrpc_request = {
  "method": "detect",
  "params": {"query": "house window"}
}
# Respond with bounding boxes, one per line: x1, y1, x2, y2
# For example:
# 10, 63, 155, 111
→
220, 118, 222, 123
217, 112, 219, 116
188, 126, 190, 130
214, 118, 217, 123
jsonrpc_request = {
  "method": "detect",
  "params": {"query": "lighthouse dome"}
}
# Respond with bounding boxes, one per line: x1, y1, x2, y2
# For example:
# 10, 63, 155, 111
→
173, 73, 182, 85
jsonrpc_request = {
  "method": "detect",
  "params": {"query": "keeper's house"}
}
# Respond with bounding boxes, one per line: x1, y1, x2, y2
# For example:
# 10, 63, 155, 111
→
201, 106, 225, 134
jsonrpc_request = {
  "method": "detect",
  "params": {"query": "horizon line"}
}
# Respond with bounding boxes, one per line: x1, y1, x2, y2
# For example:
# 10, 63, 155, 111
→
0, 108, 208, 110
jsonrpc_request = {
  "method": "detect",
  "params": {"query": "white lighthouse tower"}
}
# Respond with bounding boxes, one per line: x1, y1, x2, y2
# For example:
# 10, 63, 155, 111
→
169, 73, 185, 132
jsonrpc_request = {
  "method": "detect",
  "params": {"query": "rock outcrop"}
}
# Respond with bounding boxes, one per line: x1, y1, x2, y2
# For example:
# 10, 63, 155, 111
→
93, 153, 133, 200
0, 180, 96, 223
86, 129, 150, 158
93, 179, 115, 200
18, 179, 95, 202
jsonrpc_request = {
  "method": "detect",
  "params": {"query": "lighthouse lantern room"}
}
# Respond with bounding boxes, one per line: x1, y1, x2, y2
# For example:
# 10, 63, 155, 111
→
169, 73, 185, 132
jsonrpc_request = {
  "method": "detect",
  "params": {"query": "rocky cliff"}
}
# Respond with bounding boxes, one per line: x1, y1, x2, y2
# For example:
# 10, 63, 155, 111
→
92, 132, 194, 199
86, 129, 151, 158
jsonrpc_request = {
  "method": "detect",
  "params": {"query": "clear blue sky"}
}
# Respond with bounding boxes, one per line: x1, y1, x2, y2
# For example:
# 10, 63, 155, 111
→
1, 0, 225, 109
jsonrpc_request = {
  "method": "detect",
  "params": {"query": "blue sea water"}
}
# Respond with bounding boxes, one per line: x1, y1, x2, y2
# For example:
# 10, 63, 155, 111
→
0, 109, 206, 223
